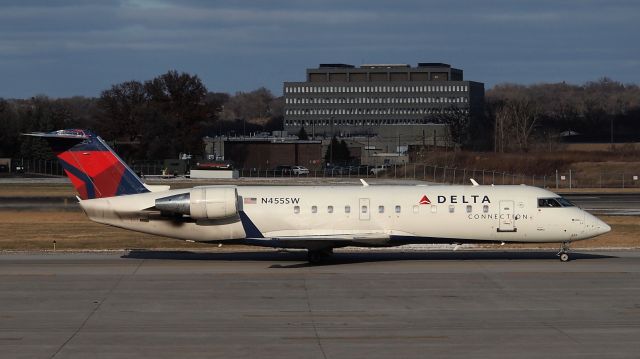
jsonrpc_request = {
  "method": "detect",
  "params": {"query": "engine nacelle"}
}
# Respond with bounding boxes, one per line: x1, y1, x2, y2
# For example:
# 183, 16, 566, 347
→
155, 186, 238, 220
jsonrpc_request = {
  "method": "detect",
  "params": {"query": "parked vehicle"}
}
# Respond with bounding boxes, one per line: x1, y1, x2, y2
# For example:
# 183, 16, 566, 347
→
274, 165, 293, 175
292, 166, 310, 175
370, 165, 390, 175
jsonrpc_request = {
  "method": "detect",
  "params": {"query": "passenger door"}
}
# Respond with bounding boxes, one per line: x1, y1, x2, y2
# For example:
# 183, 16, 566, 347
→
498, 200, 516, 232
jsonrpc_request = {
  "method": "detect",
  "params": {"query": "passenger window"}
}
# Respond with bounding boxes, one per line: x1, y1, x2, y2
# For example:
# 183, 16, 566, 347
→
361, 206, 368, 214
483, 205, 489, 213
311, 206, 317, 213
378, 205, 384, 213
327, 205, 334, 213
345, 205, 351, 213
449, 205, 455, 213
466, 205, 472, 213
431, 205, 437, 213
294, 206, 300, 214
395, 205, 401, 213
413, 205, 419, 213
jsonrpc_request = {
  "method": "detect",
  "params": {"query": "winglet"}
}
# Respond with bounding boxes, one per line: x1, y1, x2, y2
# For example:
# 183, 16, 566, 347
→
360, 179, 369, 187
470, 179, 480, 187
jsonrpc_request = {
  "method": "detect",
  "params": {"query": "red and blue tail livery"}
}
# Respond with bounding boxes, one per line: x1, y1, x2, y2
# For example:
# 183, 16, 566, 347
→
24, 129, 149, 200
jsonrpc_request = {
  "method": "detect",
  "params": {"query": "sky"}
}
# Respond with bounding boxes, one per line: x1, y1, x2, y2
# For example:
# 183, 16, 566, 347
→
0, 0, 638, 98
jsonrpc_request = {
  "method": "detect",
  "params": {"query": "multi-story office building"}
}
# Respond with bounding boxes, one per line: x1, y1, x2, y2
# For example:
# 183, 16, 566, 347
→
283, 63, 484, 139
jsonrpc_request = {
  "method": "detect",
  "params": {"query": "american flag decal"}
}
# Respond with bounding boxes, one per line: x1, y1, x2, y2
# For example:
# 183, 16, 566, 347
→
244, 197, 257, 204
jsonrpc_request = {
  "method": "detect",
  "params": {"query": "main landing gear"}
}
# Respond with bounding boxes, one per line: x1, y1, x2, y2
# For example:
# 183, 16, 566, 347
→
557, 241, 570, 262
307, 248, 333, 264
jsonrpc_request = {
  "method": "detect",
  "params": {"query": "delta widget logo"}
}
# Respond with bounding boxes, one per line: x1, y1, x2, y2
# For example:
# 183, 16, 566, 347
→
419, 195, 431, 205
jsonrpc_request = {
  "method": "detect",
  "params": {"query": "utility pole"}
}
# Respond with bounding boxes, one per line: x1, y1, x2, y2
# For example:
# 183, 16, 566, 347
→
311, 120, 315, 140
610, 117, 614, 150
329, 137, 333, 166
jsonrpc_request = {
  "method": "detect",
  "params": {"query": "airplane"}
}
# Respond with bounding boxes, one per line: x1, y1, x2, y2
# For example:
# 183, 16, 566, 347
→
25, 129, 611, 263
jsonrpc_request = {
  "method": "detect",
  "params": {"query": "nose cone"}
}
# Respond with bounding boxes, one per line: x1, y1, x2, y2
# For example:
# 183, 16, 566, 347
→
596, 220, 612, 236
586, 213, 611, 237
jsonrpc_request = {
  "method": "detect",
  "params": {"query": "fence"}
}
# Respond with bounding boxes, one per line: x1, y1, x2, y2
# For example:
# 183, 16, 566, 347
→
554, 170, 640, 189
235, 165, 552, 187
12, 158, 640, 189
130, 161, 164, 176
12, 158, 165, 177
13, 158, 65, 177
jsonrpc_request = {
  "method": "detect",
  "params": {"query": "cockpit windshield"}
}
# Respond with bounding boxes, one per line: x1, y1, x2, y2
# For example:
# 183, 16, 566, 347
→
556, 197, 575, 207
538, 197, 575, 208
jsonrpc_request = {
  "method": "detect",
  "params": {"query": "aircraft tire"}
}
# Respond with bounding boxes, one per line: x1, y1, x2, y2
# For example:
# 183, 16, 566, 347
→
559, 253, 570, 262
308, 251, 321, 264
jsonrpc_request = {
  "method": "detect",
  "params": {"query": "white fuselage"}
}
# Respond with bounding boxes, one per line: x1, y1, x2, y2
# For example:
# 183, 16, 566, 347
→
78, 184, 610, 246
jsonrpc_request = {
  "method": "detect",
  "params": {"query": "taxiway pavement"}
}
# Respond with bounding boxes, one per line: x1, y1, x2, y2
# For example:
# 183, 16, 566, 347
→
1, 250, 640, 358
563, 193, 640, 215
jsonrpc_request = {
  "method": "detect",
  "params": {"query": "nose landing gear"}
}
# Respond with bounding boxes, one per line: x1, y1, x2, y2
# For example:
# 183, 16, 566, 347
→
557, 241, 570, 262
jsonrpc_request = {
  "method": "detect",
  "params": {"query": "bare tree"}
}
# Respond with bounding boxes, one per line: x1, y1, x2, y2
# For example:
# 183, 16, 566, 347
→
98, 81, 147, 141
435, 105, 471, 150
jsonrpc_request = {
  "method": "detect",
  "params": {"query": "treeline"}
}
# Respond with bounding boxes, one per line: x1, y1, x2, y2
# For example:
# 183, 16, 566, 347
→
0, 70, 283, 160
482, 78, 640, 152
2, 74, 639, 160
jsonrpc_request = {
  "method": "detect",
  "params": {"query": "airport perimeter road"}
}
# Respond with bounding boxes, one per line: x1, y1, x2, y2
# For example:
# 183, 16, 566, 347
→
1, 251, 640, 359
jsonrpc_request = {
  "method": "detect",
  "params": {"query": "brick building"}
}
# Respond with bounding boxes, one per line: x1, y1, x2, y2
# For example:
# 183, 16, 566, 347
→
206, 136, 323, 170
283, 63, 484, 138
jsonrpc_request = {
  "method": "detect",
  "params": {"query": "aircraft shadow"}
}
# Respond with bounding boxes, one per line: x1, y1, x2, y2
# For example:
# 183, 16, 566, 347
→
122, 249, 616, 267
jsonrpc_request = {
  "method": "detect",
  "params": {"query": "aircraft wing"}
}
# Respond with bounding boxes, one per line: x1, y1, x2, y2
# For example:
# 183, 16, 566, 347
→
242, 233, 391, 250
238, 211, 392, 249
274, 233, 390, 242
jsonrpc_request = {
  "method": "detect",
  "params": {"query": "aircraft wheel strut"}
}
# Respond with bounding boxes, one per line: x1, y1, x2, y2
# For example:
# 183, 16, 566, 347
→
557, 241, 571, 262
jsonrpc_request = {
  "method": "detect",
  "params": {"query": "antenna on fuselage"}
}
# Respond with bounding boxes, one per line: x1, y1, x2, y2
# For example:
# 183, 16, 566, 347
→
360, 179, 369, 187
470, 179, 480, 187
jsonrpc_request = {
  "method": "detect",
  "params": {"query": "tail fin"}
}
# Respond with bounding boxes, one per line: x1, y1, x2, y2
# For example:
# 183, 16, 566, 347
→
23, 129, 149, 200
